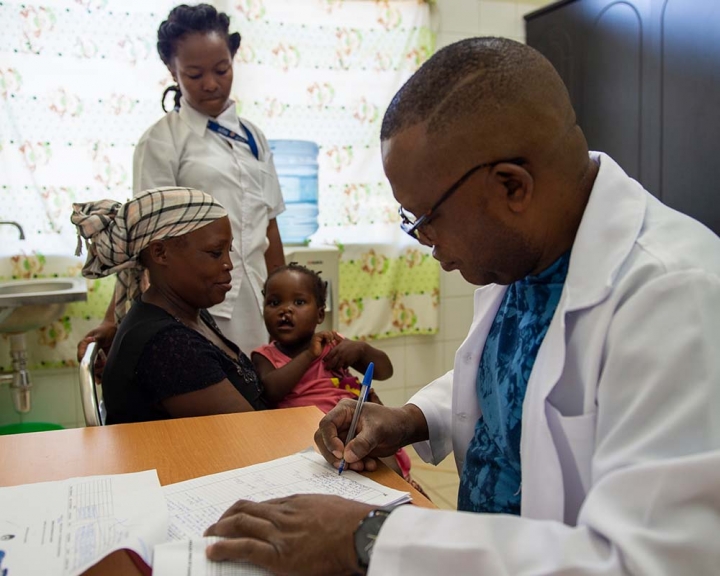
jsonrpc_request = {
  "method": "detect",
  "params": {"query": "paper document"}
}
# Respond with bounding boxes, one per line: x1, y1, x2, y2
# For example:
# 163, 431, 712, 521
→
163, 450, 411, 540
0, 450, 411, 575
0, 470, 167, 576
154, 537, 271, 576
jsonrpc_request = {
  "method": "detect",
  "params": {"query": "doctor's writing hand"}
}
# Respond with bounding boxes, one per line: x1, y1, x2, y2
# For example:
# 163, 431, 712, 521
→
204, 494, 373, 576
315, 401, 430, 473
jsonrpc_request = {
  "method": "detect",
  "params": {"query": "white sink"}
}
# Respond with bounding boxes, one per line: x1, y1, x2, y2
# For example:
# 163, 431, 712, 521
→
0, 277, 87, 334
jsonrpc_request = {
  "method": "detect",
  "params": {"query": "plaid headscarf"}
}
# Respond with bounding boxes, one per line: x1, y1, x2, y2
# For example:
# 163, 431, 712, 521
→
71, 187, 228, 322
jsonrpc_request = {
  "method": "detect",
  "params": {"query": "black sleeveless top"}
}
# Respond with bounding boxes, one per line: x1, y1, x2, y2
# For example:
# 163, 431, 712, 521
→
102, 299, 267, 424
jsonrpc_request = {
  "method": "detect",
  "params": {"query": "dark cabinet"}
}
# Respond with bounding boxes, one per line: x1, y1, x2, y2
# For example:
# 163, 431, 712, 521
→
525, 0, 720, 234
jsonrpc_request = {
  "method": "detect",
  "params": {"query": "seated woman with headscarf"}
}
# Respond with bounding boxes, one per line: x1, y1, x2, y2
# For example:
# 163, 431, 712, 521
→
71, 187, 267, 424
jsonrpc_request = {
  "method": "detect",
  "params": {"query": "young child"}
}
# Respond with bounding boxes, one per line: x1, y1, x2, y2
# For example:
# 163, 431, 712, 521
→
252, 263, 413, 479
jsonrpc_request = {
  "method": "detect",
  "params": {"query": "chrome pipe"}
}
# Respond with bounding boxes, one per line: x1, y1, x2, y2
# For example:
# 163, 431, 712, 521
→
0, 221, 25, 240
3, 334, 33, 413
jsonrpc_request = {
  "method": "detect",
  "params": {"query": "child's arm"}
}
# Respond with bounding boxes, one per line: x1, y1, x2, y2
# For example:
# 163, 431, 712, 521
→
323, 333, 393, 380
252, 332, 336, 404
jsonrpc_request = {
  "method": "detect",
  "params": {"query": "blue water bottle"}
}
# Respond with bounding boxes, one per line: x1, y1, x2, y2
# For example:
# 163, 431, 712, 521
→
270, 140, 319, 245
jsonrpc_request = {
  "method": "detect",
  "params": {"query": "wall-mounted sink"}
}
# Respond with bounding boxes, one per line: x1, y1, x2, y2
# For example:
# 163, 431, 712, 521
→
0, 277, 87, 334
0, 245, 89, 414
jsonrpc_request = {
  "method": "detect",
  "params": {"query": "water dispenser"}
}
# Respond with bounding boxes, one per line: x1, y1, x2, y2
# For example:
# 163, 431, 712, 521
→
270, 140, 319, 245
283, 245, 339, 332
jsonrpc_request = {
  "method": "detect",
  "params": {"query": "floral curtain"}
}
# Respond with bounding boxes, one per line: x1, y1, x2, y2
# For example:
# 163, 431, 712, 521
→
0, 0, 438, 370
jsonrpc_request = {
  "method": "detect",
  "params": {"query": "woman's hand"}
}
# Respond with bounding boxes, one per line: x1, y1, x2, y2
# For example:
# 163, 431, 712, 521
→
76, 320, 117, 362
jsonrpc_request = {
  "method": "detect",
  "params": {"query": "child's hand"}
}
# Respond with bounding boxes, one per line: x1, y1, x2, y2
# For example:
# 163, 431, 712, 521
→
368, 388, 383, 405
323, 334, 366, 372
309, 330, 337, 358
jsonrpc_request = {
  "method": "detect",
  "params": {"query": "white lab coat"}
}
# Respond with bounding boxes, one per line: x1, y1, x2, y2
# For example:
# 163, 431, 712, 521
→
371, 153, 720, 575
133, 99, 285, 352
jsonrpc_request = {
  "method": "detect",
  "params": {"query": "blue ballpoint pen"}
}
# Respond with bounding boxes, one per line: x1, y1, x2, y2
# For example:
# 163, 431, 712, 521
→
338, 362, 374, 475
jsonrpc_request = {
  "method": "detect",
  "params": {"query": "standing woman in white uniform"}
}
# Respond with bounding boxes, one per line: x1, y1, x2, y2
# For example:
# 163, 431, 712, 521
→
77, 3, 285, 358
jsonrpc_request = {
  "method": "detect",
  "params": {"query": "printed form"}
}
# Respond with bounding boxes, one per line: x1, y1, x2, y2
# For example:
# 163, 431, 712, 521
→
0, 469, 167, 575
153, 450, 411, 575
0, 450, 410, 575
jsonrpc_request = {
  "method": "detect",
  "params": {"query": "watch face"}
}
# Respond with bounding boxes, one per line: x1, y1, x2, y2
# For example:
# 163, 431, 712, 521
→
354, 509, 392, 569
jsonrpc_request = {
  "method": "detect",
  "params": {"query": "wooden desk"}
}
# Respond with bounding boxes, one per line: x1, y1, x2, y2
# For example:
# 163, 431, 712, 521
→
0, 407, 433, 574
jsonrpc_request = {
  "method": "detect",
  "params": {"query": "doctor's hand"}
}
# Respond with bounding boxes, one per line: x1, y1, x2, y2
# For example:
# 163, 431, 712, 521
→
204, 494, 373, 576
315, 401, 429, 473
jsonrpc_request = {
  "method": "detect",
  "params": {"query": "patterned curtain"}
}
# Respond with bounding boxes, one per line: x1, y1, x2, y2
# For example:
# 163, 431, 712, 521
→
0, 0, 438, 370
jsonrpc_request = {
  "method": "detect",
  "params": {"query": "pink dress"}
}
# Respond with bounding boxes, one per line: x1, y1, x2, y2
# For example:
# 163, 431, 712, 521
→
253, 342, 363, 414
253, 342, 412, 477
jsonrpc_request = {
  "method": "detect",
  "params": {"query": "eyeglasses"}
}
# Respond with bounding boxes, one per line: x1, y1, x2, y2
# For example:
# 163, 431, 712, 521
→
397, 157, 525, 240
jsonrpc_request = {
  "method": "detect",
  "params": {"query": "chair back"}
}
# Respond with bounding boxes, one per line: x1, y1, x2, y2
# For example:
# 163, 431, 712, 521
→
79, 341, 106, 426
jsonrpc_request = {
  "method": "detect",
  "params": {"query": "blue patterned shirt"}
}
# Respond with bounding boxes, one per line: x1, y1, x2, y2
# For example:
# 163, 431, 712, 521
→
457, 252, 570, 514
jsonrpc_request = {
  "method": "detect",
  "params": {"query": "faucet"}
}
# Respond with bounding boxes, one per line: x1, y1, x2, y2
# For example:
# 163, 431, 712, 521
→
0, 221, 25, 240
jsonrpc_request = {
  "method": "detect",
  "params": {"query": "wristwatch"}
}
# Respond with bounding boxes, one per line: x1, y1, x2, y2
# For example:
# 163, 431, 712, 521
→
353, 506, 395, 574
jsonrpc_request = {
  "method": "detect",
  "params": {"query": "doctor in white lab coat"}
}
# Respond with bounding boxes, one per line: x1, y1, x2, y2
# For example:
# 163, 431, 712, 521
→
369, 150, 720, 574
202, 38, 720, 576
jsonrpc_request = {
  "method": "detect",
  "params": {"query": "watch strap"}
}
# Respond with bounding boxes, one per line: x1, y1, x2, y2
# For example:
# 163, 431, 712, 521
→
353, 506, 396, 573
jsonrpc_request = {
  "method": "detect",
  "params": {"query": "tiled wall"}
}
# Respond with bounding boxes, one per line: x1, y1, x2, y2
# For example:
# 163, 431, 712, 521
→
433, 0, 552, 49
0, 0, 555, 430
0, 368, 84, 429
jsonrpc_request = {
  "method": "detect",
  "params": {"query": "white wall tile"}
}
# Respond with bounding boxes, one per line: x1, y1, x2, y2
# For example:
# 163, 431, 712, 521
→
518, 0, 557, 7
23, 371, 77, 425
0, 367, 85, 430
404, 339, 445, 393
369, 339, 406, 391
74, 382, 86, 428
377, 387, 408, 408
403, 332, 441, 347
434, 0, 480, 35
435, 30, 475, 50
517, 1, 544, 20
440, 295, 474, 341
478, 0, 522, 38
0, 384, 22, 427
405, 380, 433, 402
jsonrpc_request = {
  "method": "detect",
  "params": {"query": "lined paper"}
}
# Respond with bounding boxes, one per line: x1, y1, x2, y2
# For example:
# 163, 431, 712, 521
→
154, 537, 271, 576
163, 449, 411, 540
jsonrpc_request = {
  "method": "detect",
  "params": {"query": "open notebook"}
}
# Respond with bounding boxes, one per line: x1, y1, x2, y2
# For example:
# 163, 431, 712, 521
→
0, 449, 410, 575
